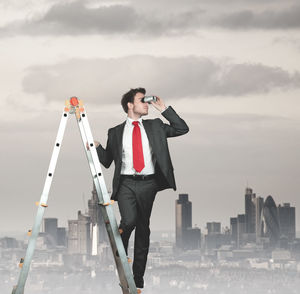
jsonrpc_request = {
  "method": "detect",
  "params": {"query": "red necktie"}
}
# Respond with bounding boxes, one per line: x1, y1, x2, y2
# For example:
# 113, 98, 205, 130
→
132, 121, 145, 172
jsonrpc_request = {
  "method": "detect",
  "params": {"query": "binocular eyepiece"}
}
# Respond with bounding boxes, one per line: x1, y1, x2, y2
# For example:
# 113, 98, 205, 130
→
142, 96, 157, 103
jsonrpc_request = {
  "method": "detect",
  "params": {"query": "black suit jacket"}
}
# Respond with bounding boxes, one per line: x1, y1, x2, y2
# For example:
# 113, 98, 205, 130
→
96, 106, 189, 200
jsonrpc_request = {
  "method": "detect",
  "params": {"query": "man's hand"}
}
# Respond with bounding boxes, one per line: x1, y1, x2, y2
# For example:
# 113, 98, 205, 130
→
150, 96, 167, 112
86, 141, 100, 150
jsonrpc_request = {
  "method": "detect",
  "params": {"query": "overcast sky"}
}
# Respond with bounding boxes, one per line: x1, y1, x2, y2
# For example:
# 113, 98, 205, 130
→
1, 0, 300, 236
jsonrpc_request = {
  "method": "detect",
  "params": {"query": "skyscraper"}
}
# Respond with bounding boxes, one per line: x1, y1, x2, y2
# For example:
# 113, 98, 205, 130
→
245, 187, 256, 234
68, 210, 91, 255
237, 214, 246, 248
57, 227, 67, 247
175, 194, 200, 249
262, 195, 280, 247
176, 194, 192, 249
207, 222, 221, 234
254, 196, 264, 240
44, 218, 58, 248
88, 183, 108, 244
230, 217, 238, 245
278, 203, 296, 241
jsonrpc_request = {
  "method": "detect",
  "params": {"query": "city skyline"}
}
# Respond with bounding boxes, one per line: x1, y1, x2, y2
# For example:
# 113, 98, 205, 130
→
0, 184, 298, 237
2, 186, 299, 293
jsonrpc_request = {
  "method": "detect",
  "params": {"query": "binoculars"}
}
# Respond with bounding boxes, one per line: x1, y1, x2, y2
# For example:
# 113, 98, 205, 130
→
142, 96, 157, 103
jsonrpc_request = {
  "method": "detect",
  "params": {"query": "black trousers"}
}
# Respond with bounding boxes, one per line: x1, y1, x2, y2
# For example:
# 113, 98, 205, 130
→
117, 176, 158, 281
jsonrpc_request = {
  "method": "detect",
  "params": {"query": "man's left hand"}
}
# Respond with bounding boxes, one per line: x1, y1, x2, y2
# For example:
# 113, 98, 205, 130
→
150, 96, 167, 112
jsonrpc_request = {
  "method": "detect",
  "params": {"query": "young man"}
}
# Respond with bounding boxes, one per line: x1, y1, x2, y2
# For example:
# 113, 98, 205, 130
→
95, 87, 189, 289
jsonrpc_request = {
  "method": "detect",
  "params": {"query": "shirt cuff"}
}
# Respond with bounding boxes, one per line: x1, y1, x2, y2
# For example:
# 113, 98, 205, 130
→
161, 106, 169, 113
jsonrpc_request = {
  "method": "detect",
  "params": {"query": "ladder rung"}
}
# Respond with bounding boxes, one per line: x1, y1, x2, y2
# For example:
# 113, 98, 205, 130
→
99, 200, 114, 206
35, 202, 48, 207
19, 258, 24, 268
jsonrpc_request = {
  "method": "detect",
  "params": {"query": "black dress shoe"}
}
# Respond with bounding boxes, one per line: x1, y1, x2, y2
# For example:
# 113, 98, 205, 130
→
134, 276, 144, 288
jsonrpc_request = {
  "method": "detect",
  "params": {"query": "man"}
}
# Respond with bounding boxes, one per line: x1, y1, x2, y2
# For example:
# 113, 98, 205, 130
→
95, 87, 189, 290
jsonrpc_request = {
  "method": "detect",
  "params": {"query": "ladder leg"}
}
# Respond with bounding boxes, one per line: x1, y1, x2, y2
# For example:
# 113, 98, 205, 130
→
14, 110, 69, 294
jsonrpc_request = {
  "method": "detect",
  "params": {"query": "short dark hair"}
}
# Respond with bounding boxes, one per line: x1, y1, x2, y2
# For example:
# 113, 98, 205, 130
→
121, 87, 146, 113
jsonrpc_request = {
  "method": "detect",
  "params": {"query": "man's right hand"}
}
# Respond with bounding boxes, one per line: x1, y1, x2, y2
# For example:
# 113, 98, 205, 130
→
86, 141, 100, 150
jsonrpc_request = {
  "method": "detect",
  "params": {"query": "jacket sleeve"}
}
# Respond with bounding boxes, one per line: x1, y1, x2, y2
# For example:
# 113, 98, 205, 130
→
159, 106, 189, 138
96, 129, 113, 168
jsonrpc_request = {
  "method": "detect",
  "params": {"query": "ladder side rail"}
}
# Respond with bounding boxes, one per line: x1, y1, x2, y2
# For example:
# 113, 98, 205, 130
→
14, 110, 69, 294
76, 118, 105, 206
77, 118, 131, 291
77, 118, 133, 294
76, 111, 138, 294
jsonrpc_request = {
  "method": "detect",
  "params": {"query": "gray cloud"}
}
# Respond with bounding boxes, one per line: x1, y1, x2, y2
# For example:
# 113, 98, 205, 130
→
0, 1, 205, 37
2, 0, 300, 37
12, 2, 138, 36
22, 55, 300, 102
215, 5, 300, 29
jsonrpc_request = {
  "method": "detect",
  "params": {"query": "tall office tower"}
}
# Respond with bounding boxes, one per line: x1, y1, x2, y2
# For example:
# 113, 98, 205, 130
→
245, 187, 256, 234
230, 217, 238, 245
68, 211, 91, 255
254, 197, 264, 240
261, 195, 280, 247
88, 183, 108, 244
237, 214, 246, 248
207, 222, 221, 234
278, 203, 296, 241
44, 218, 58, 248
57, 227, 67, 247
185, 227, 201, 250
176, 194, 192, 249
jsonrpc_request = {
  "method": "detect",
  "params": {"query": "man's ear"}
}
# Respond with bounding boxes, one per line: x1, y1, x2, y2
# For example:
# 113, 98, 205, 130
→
127, 102, 133, 111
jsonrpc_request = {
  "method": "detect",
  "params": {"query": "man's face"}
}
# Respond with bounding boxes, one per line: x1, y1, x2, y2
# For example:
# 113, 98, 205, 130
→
129, 92, 149, 116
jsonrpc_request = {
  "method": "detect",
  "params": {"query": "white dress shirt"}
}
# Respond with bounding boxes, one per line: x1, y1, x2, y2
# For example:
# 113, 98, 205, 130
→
120, 117, 155, 175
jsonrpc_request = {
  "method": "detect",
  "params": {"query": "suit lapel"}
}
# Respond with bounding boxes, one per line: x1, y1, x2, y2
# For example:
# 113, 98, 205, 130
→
115, 121, 126, 159
143, 120, 155, 150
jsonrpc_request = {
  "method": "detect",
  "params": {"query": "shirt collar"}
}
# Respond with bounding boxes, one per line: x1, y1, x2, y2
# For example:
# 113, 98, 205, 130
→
126, 116, 143, 126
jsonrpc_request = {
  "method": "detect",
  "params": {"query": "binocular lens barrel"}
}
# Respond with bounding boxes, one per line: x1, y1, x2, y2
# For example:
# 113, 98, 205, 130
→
142, 96, 157, 103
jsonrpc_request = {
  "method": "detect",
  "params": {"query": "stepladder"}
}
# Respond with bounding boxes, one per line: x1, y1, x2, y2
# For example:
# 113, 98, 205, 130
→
12, 97, 139, 294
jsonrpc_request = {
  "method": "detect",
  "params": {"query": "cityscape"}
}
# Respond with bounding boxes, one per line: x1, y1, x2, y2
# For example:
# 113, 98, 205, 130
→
1, 185, 299, 294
